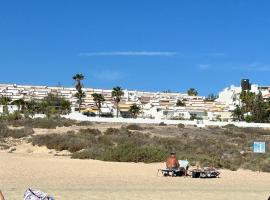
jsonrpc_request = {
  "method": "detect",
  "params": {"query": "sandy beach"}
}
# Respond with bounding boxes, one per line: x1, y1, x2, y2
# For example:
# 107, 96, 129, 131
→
1, 151, 270, 200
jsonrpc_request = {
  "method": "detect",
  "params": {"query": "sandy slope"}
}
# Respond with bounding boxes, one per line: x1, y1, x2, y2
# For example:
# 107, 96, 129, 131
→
0, 152, 270, 200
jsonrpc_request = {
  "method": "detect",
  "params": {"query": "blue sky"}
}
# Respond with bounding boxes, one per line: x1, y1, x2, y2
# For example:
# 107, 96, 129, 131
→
1, 0, 270, 95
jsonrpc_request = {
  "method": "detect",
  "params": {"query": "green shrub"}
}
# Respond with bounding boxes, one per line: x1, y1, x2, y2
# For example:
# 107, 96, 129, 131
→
177, 123, 185, 128
261, 163, 270, 172
76, 121, 93, 126
27, 123, 270, 171
7, 127, 34, 138
223, 129, 246, 138
6, 118, 76, 129
60, 119, 76, 127
126, 124, 143, 130
206, 125, 219, 129
0, 123, 34, 138
34, 133, 86, 152
0, 123, 8, 137
104, 128, 120, 135
223, 124, 237, 129
243, 127, 270, 135
79, 128, 102, 136
159, 122, 167, 126
32, 118, 58, 129
100, 143, 168, 163
32, 131, 101, 153
0, 112, 23, 121
245, 115, 253, 123
6, 119, 26, 127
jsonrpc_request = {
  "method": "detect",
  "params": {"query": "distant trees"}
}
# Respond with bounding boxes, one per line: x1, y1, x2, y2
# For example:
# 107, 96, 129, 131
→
0, 93, 71, 119
12, 99, 26, 112
40, 93, 71, 117
232, 105, 243, 121
22, 94, 71, 118
176, 99, 186, 107
0, 96, 12, 114
206, 93, 218, 101
92, 93, 105, 117
112, 86, 124, 118
163, 89, 171, 93
73, 73, 86, 112
24, 99, 38, 118
187, 88, 198, 96
240, 91, 255, 114
233, 91, 270, 123
129, 104, 141, 118
190, 113, 198, 120
252, 92, 269, 123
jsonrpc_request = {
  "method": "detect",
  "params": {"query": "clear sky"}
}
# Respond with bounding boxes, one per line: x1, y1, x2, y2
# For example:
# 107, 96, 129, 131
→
1, 0, 270, 95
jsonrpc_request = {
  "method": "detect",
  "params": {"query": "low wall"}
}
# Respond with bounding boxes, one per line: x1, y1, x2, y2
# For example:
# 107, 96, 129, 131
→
62, 113, 270, 128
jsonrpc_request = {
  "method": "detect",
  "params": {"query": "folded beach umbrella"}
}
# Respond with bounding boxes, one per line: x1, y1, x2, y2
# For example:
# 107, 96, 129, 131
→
23, 188, 55, 200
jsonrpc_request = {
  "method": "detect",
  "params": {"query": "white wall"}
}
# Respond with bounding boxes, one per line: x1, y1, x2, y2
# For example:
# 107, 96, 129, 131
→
62, 112, 270, 128
0, 105, 19, 114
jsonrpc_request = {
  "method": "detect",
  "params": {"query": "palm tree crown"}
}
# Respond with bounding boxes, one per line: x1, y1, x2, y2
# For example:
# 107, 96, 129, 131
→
111, 86, 124, 118
92, 93, 105, 117
73, 73, 85, 112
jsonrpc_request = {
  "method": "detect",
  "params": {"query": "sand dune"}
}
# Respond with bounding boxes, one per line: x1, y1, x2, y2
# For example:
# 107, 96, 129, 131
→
0, 152, 270, 200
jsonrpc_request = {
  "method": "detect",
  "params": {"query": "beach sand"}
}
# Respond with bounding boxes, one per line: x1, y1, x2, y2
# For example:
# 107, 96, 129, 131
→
1, 152, 270, 200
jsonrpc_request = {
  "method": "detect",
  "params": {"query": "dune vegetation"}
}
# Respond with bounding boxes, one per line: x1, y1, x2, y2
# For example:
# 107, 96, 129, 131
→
1, 117, 270, 172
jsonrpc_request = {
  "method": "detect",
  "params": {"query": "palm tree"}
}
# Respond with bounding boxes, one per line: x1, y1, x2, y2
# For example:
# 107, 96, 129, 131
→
92, 93, 105, 117
73, 73, 86, 112
111, 86, 124, 118
187, 88, 198, 96
129, 104, 141, 118
0, 96, 12, 114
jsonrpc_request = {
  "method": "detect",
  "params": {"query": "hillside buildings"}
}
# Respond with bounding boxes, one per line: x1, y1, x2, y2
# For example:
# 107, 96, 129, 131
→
0, 80, 269, 121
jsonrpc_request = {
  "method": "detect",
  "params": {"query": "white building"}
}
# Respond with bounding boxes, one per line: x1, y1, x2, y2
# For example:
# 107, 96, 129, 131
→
2, 82, 262, 121
216, 83, 270, 116
216, 85, 242, 110
0, 105, 19, 114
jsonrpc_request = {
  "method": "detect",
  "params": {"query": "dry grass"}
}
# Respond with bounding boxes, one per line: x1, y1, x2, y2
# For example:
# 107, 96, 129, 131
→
0, 123, 34, 138
3, 118, 270, 172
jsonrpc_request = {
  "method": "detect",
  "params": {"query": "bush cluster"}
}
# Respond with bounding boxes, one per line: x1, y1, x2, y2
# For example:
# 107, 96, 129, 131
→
177, 123, 185, 128
76, 121, 93, 126
32, 129, 101, 152
6, 118, 77, 129
159, 122, 167, 126
29, 124, 270, 172
0, 123, 34, 138
126, 124, 143, 130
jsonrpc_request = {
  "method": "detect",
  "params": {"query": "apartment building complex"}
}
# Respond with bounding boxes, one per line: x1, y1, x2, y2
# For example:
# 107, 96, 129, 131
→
0, 83, 234, 121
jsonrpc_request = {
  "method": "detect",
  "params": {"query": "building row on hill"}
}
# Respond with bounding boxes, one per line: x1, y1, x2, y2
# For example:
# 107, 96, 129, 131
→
1, 80, 269, 121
